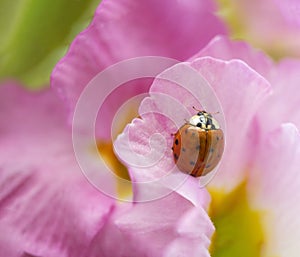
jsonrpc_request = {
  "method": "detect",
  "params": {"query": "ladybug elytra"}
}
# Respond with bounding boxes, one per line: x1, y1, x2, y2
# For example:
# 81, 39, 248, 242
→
172, 109, 224, 177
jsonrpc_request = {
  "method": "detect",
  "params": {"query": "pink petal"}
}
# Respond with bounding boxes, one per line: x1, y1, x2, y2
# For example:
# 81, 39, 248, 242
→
275, 0, 300, 27
248, 123, 300, 257
190, 58, 271, 191
0, 84, 115, 256
94, 80, 152, 139
51, 0, 227, 126
86, 192, 214, 257
0, 224, 24, 256
193, 35, 273, 78
191, 36, 300, 132
164, 239, 211, 257
176, 207, 214, 241
115, 108, 211, 206
257, 59, 300, 132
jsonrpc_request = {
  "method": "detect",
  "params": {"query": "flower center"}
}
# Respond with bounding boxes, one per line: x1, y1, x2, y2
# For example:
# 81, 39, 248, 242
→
97, 140, 132, 199
209, 182, 265, 257
96, 95, 144, 199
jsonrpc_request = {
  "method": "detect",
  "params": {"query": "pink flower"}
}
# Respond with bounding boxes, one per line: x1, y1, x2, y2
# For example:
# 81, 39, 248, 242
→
0, 83, 214, 257
1, 0, 226, 256
217, 0, 300, 58
3, 0, 299, 255
115, 35, 300, 255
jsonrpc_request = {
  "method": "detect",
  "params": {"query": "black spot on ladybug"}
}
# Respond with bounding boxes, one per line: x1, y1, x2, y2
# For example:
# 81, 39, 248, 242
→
206, 118, 212, 126
205, 164, 211, 169
175, 139, 179, 145
182, 147, 186, 152
174, 154, 178, 160
185, 129, 188, 134
209, 148, 214, 153
171, 147, 174, 150
190, 161, 195, 166
192, 132, 196, 137
217, 154, 221, 158
216, 136, 220, 141
196, 145, 200, 150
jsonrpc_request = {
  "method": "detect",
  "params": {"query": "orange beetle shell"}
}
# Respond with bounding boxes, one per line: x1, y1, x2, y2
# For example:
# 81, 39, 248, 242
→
172, 124, 224, 177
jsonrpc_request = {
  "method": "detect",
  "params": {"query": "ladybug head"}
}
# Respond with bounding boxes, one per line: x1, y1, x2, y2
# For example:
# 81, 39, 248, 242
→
189, 111, 220, 130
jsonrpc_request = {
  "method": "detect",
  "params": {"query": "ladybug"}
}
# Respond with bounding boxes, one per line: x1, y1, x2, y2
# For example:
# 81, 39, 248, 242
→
172, 109, 224, 177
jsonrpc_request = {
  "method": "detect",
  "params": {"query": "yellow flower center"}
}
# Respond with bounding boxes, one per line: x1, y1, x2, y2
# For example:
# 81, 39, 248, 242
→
95, 97, 144, 199
97, 140, 132, 199
209, 182, 265, 257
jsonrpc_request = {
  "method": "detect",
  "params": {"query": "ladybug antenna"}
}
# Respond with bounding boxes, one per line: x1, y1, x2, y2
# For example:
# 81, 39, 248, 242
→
192, 106, 203, 112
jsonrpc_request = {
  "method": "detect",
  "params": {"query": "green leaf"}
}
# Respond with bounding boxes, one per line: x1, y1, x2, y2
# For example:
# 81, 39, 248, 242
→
0, 0, 101, 89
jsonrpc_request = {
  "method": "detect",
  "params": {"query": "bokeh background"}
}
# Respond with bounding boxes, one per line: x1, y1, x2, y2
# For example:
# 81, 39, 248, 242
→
0, 0, 101, 88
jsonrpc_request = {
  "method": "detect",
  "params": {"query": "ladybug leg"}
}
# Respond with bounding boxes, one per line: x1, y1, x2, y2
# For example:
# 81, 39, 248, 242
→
171, 133, 176, 150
